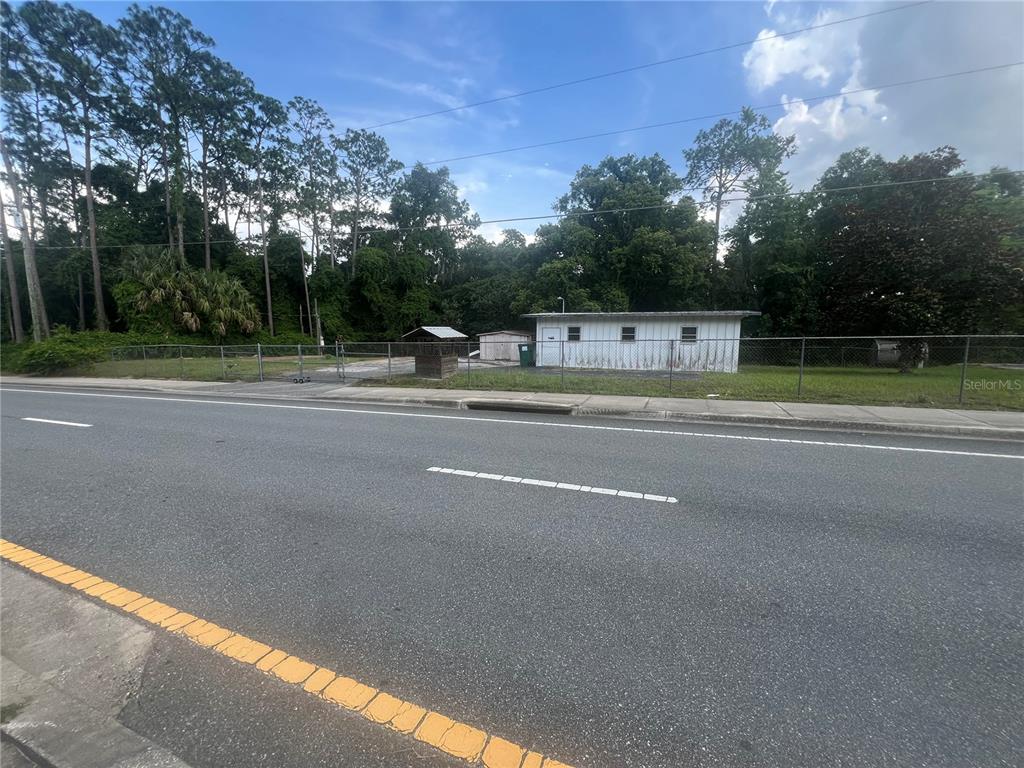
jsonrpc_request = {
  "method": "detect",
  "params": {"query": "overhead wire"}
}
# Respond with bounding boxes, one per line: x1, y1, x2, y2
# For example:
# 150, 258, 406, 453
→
417, 62, 1024, 166
360, 1, 934, 129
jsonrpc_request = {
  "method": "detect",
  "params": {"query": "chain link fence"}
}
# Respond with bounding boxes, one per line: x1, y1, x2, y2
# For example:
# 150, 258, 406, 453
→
97, 335, 1024, 409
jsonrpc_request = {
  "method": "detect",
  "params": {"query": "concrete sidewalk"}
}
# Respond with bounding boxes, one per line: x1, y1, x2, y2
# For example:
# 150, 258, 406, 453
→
2, 375, 1022, 440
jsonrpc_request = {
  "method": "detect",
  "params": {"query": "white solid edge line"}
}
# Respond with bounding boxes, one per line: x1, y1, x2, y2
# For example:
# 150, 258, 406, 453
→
2, 388, 1021, 461
21, 417, 92, 428
428, 466, 678, 503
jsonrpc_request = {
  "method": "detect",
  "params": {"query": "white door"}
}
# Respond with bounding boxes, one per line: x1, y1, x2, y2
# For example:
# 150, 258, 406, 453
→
540, 326, 562, 366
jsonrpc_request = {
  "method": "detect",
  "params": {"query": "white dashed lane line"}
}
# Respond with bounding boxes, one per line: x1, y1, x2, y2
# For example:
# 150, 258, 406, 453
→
20, 417, 92, 428
427, 466, 678, 503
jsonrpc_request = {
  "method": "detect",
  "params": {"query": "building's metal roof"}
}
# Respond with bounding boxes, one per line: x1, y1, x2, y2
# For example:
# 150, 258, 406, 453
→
477, 330, 533, 337
521, 311, 760, 319
401, 326, 468, 339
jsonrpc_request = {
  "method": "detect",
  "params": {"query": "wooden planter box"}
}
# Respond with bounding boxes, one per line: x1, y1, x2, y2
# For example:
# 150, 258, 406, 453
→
414, 354, 459, 379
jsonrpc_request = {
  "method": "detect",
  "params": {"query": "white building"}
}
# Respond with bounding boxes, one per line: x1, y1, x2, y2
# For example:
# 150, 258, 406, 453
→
523, 311, 759, 373
477, 330, 533, 361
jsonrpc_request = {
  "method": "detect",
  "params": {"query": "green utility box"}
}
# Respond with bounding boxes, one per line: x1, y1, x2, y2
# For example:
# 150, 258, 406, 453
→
518, 343, 535, 367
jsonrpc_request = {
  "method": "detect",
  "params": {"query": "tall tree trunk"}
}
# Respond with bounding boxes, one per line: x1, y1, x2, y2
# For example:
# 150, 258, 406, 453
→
77, 271, 86, 331
61, 129, 83, 248
0, 134, 49, 341
351, 176, 362, 277
161, 131, 174, 252
171, 111, 185, 261
32, 91, 51, 247
0, 190, 25, 343
200, 139, 211, 270
256, 155, 274, 336
4, 281, 14, 342
297, 218, 312, 339
83, 109, 109, 330
328, 210, 336, 270
710, 192, 722, 311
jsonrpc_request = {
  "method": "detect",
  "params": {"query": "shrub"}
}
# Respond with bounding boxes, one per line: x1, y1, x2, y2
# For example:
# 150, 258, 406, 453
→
15, 333, 106, 375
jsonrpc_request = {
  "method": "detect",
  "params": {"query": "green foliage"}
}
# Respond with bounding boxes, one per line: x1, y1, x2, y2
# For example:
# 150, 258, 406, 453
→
118, 248, 260, 338
14, 331, 105, 374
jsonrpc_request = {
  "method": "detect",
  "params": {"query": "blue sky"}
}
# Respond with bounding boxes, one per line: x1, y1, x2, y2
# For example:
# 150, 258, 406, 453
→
80, 1, 1023, 240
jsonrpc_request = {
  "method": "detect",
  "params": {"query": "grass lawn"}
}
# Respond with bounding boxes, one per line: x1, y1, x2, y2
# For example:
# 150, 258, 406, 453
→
369, 364, 1024, 410
87, 353, 372, 382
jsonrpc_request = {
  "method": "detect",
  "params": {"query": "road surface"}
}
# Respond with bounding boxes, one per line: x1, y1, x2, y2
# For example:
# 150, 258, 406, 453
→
1, 384, 1021, 767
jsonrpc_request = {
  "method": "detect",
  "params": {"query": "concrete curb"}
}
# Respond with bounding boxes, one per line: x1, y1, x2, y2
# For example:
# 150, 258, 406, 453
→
464, 399, 575, 415
1, 567, 193, 768
574, 407, 1024, 441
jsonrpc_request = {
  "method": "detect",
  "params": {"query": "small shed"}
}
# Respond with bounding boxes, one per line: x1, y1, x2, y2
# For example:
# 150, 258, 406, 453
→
478, 330, 533, 361
401, 326, 467, 379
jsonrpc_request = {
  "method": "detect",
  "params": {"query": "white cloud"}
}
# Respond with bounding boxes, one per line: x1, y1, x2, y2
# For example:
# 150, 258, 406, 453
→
334, 72, 468, 110
743, 8, 862, 92
743, 2, 1023, 192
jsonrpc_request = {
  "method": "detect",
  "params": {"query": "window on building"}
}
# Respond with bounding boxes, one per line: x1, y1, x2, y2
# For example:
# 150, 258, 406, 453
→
567, 326, 581, 342
621, 326, 636, 342
680, 326, 698, 343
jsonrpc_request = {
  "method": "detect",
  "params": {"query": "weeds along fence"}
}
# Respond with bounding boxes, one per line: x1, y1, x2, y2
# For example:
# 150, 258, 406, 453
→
100, 335, 1024, 408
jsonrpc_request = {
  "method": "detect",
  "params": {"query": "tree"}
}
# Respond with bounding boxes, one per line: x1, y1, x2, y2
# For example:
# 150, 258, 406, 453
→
683, 107, 795, 306
722, 166, 816, 332
0, 187, 25, 342
287, 96, 333, 269
388, 163, 479, 284
812, 147, 1024, 335
190, 52, 251, 270
20, 0, 124, 330
120, 4, 213, 260
245, 94, 287, 336
0, 133, 49, 339
333, 128, 402, 276
532, 154, 714, 313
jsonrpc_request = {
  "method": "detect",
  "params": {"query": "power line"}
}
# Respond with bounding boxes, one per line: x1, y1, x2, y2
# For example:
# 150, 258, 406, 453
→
445, 170, 1024, 231
360, 1, 934, 130
418, 62, 1024, 167
23, 169, 1020, 249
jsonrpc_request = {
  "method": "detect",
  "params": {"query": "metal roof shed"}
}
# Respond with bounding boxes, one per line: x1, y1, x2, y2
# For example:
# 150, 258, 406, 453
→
477, 330, 532, 361
400, 326, 467, 379
401, 326, 468, 340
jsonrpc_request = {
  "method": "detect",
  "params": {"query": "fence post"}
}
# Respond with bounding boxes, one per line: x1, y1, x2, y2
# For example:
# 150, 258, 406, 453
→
220, 345, 226, 380
958, 335, 971, 405
297, 344, 303, 381
335, 341, 341, 380
141, 345, 147, 378
466, 341, 471, 381
179, 345, 184, 380
387, 343, 392, 382
797, 337, 806, 396
257, 343, 264, 382
340, 343, 346, 382
560, 340, 565, 389
668, 339, 675, 393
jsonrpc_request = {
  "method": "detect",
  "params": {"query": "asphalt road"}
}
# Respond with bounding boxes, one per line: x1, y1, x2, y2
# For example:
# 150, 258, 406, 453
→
1, 384, 1021, 768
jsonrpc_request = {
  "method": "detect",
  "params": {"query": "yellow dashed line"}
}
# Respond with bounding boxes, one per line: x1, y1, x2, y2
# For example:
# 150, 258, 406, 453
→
0, 538, 576, 768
